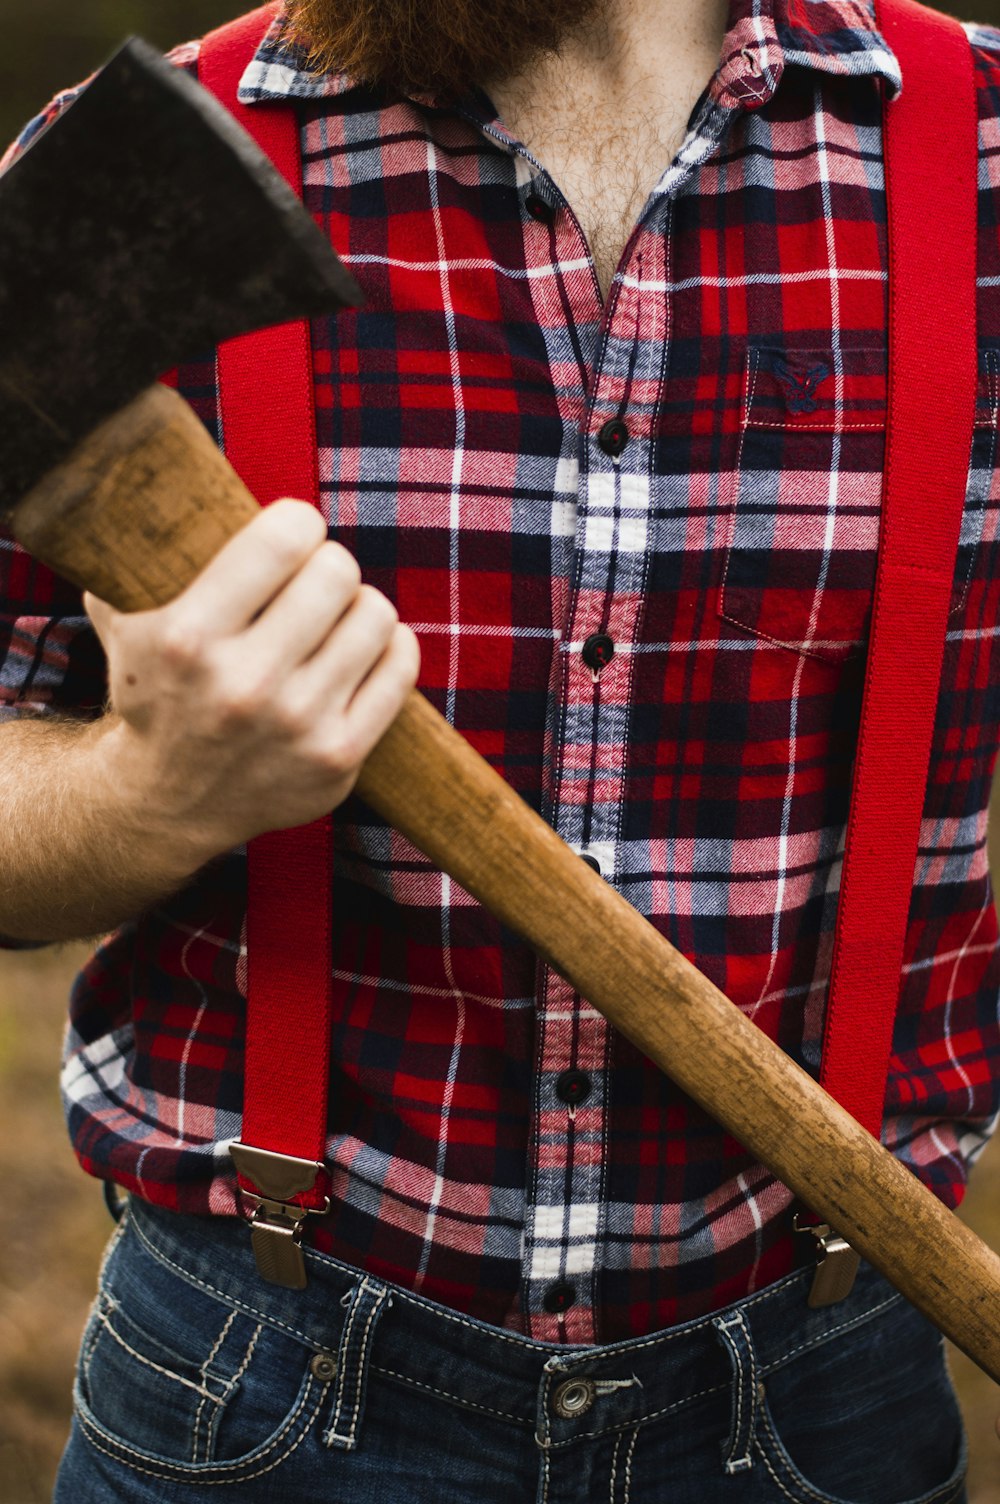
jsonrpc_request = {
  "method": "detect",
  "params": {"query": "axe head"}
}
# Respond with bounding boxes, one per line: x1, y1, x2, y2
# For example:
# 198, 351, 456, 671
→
0, 37, 362, 517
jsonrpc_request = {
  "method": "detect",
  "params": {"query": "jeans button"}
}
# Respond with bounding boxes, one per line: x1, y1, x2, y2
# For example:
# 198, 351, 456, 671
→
310, 1352, 338, 1382
552, 1377, 597, 1418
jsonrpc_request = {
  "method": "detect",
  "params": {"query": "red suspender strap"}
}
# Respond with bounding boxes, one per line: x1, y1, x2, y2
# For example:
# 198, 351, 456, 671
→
197, 2, 977, 1291
200, 5, 334, 1282
821, 1, 978, 1133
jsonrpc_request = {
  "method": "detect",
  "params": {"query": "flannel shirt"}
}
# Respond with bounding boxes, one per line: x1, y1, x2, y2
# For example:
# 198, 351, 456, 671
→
3, 0, 1000, 1346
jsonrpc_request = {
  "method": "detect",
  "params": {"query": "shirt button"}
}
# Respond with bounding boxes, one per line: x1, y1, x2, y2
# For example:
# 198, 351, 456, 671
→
579, 852, 601, 875
582, 633, 614, 671
556, 1069, 592, 1106
597, 417, 629, 456
526, 191, 555, 223
552, 1377, 597, 1419
543, 1280, 576, 1314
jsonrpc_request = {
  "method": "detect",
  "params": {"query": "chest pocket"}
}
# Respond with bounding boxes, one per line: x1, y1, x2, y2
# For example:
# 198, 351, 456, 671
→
719, 346, 999, 665
719, 347, 886, 664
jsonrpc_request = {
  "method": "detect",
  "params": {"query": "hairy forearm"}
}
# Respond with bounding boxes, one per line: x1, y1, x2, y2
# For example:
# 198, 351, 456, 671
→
0, 714, 212, 943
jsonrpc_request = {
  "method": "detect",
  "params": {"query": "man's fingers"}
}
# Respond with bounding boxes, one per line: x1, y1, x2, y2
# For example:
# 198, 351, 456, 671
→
170, 500, 341, 638
83, 590, 118, 647
282, 585, 401, 715
328, 623, 421, 751
238, 539, 370, 673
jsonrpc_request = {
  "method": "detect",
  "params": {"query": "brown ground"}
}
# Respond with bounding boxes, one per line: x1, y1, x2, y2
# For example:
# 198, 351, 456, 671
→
2, 946, 999, 1501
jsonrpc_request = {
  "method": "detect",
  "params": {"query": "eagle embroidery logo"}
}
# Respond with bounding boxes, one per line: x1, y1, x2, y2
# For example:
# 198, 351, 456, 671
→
770, 357, 831, 414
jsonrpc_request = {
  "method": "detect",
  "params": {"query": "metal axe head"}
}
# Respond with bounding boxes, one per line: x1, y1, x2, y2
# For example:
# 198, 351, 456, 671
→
0, 37, 362, 517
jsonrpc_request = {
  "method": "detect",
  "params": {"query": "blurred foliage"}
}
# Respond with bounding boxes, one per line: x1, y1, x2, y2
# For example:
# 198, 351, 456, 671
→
0, 0, 248, 146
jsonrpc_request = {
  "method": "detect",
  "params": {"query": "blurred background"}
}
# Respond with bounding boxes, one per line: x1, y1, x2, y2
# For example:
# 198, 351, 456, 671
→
2, 1, 1000, 1500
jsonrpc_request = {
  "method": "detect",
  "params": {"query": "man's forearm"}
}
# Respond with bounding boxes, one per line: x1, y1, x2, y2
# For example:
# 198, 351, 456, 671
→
0, 715, 213, 942
0, 505, 419, 945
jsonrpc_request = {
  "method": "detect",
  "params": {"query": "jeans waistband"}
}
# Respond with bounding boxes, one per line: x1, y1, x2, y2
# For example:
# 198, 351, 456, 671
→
126, 1197, 904, 1441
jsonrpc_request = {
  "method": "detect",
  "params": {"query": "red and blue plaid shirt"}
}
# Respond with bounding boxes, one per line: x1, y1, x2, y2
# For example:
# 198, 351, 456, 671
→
3, 0, 1000, 1344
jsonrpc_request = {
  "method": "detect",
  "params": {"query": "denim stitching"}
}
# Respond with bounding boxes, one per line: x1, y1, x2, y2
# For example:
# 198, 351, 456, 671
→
542, 1380, 728, 1447
754, 1434, 817, 1504
94, 1307, 224, 1404
371, 1363, 527, 1424
623, 1426, 638, 1504
75, 1372, 323, 1486
325, 1281, 391, 1449
202, 1323, 264, 1463
80, 1293, 109, 1391
129, 1216, 326, 1346
328, 1279, 366, 1439
716, 1314, 744, 1465
609, 1431, 623, 1503
128, 1208, 902, 1379
714, 1311, 756, 1473
760, 1292, 900, 1374
130, 1211, 533, 1353
343, 1284, 388, 1445
231, 1324, 262, 1385
754, 1397, 967, 1504
193, 1311, 238, 1463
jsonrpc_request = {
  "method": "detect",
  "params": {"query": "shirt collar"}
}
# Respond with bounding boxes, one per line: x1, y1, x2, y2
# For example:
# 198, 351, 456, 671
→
235, 0, 902, 112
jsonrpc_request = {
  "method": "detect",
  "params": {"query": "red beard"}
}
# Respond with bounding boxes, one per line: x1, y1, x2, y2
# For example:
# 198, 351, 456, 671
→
283, 0, 602, 100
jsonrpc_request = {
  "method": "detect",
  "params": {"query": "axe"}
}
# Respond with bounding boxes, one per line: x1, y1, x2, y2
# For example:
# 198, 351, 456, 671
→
3, 40, 1000, 1383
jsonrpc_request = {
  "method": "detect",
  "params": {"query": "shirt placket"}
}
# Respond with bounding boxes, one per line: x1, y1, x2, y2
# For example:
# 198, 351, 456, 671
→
523, 196, 671, 1344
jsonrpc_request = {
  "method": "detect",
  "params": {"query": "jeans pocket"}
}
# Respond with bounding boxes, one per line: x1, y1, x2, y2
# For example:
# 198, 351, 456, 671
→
754, 1295, 967, 1504
73, 1210, 330, 1484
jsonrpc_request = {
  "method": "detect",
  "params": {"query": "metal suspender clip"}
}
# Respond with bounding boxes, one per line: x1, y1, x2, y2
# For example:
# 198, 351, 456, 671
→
794, 1213, 861, 1308
229, 1143, 329, 1290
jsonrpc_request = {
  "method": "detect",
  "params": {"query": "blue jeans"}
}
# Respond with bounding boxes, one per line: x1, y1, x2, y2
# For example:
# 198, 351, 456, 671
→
54, 1197, 968, 1503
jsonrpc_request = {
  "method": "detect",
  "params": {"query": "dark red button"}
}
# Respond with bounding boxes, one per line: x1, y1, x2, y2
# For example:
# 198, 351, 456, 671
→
579, 853, 601, 875
597, 418, 629, 457
556, 1070, 592, 1106
526, 192, 554, 223
582, 633, 614, 671
543, 1280, 576, 1314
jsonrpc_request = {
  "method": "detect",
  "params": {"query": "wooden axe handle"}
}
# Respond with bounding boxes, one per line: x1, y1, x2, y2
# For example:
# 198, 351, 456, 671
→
13, 381, 1000, 1382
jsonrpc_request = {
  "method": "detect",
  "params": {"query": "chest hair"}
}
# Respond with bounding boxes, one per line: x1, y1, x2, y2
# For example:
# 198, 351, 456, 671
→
509, 97, 695, 300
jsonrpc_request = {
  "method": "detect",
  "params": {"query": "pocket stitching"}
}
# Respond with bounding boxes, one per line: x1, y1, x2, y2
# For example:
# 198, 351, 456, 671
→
719, 347, 879, 664
202, 1322, 264, 1463
94, 1304, 226, 1406
754, 1383, 967, 1504
75, 1367, 325, 1485
747, 420, 884, 432
193, 1310, 239, 1465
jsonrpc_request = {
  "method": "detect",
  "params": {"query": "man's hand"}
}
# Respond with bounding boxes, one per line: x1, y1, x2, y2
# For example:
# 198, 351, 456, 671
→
85, 499, 420, 866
